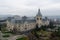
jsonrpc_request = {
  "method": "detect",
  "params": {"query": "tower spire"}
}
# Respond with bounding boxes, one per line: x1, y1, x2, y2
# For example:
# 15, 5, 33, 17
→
36, 9, 42, 17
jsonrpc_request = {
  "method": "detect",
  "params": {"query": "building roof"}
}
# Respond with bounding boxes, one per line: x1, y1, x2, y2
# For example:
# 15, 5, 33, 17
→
36, 9, 42, 17
8, 9, 45, 24
14, 17, 36, 24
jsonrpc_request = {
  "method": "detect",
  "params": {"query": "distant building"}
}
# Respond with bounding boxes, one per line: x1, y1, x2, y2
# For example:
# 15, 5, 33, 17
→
6, 9, 49, 32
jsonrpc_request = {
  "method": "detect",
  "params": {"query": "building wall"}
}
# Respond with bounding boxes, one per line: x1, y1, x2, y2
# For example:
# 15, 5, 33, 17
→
15, 23, 36, 32
6, 17, 49, 32
36, 16, 43, 28
6, 20, 14, 31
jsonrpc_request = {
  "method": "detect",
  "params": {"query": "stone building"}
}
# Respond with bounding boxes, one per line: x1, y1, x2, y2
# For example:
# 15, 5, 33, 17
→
6, 9, 49, 32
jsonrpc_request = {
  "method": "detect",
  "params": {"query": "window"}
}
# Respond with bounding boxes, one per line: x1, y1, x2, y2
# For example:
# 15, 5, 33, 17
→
19, 25, 20, 27
37, 18, 39, 20
25, 27, 27, 30
19, 29, 20, 30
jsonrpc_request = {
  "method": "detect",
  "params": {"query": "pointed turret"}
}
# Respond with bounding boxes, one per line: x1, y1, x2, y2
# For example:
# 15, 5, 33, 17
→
36, 9, 42, 17
36, 9, 42, 28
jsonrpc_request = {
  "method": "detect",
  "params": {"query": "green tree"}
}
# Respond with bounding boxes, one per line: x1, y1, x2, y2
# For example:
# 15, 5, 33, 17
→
50, 27, 60, 37
56, 27, 60, 36
49, 21, 56, 29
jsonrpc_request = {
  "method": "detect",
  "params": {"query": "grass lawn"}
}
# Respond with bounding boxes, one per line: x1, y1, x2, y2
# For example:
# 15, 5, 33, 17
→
2, 34, 10, 37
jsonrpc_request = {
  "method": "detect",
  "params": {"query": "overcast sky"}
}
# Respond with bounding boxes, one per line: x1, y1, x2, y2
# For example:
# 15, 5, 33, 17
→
0, 0, 60, 16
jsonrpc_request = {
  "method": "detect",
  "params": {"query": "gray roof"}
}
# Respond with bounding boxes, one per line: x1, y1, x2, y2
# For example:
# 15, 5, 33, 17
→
36, 9, 42, 17
14, 17, 36, 24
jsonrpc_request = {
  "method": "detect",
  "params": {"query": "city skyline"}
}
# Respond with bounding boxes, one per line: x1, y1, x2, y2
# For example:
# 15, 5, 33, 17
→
0, 0, 60, 16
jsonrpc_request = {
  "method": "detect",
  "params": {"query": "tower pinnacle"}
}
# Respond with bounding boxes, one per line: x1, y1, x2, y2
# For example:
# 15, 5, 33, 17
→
36, 9, 42, 17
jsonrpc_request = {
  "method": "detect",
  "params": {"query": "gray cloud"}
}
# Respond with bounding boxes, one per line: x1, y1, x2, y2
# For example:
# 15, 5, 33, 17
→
0, 0, 60, 16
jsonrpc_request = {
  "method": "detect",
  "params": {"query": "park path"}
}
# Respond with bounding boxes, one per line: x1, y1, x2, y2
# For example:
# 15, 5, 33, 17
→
0, 31, 26, 40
